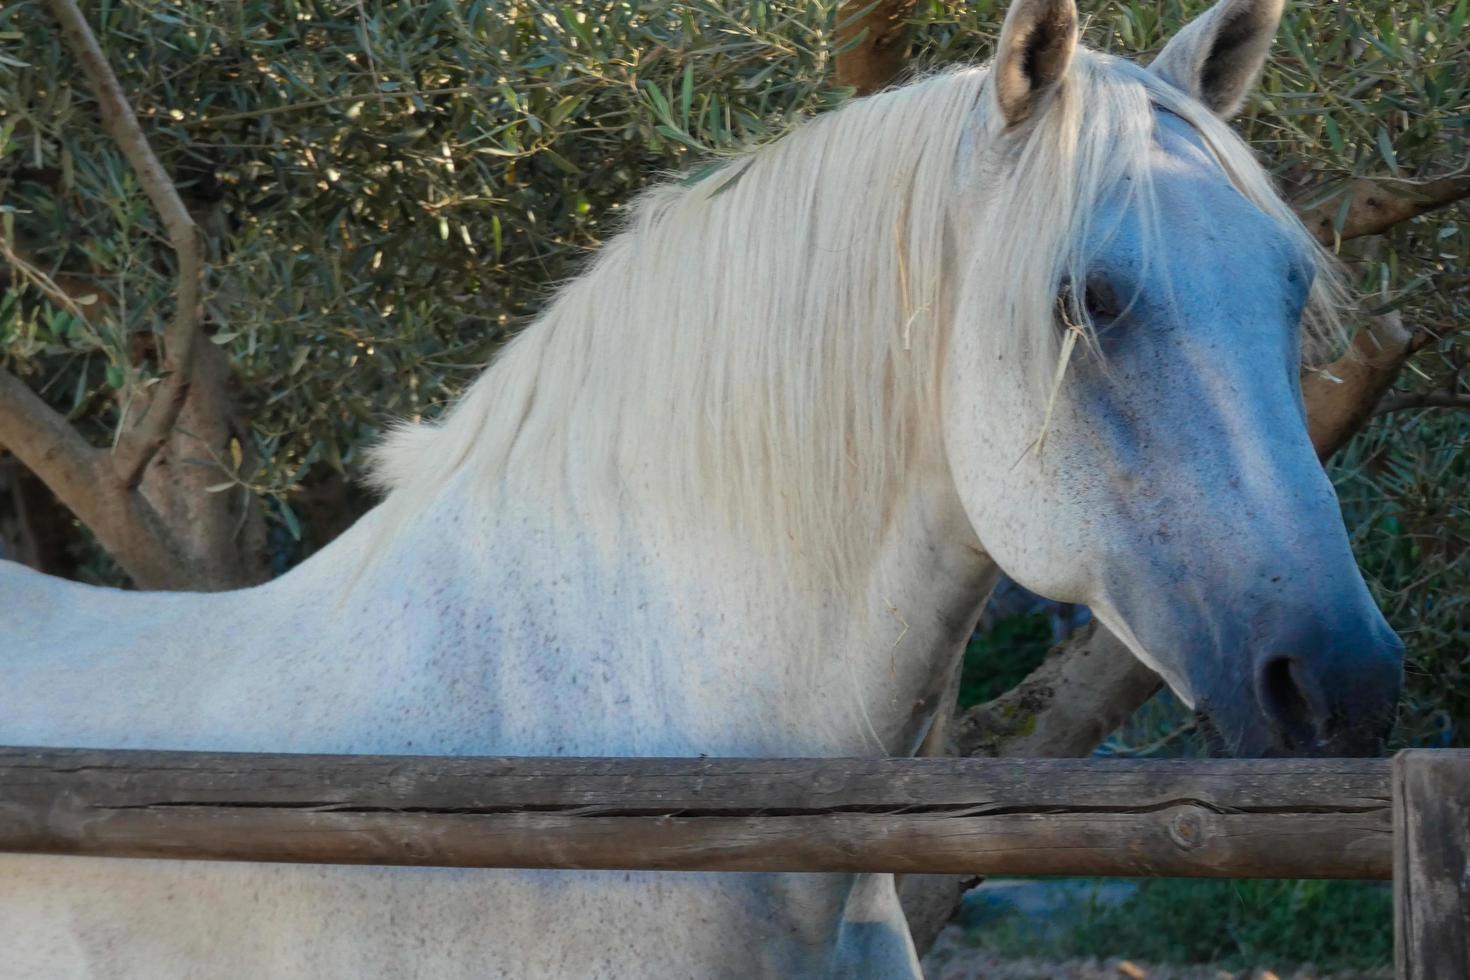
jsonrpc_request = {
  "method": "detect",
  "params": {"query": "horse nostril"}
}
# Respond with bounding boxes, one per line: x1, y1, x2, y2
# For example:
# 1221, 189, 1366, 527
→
1257, 656, 1321, 749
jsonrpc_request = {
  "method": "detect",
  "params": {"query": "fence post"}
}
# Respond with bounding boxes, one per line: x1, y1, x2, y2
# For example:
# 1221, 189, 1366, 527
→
1394, 749, 1470, 979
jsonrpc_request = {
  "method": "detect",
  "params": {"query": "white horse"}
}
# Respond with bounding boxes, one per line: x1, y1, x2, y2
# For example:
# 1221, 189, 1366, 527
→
1, 0, 1403, 975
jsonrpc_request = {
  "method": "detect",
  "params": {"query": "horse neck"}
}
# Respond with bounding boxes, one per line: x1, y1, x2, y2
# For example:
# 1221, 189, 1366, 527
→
328, 461, 997, 758
834, 471, 999, 752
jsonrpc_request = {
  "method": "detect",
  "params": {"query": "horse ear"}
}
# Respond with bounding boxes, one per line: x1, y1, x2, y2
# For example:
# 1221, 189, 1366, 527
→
1149, 0, 1284, 119
991, 0, 1079, 128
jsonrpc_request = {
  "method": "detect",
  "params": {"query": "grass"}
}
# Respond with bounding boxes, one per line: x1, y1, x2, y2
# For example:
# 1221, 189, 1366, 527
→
962, 877, 1393, 972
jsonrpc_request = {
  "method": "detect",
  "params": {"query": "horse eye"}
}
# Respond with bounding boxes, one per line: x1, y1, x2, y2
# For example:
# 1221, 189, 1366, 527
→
1057, 276, 1122, 326
1082, 277, 1121, 322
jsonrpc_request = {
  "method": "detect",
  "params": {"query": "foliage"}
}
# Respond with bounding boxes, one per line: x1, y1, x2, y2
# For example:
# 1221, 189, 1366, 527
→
0, 0, 849, 538
957, 611, 1053, 709
0, 1, 1466, 729
1336, 409, 1469, 748
963, 877, 1393, 972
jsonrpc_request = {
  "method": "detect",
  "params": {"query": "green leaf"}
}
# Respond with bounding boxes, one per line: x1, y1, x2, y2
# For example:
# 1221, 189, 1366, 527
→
1323, 115, 1344, 156
278, 499, 302, 540
1364, 274, 1430, 314
558, 6, 595, 50
707, 159, 752, 198
1296, 181, 1347, 211
540, 147, 580, 173
655, 124, 702, 150
1375, 128, 1400, 174
832, 25, 870, 56
641, 80, 674, 127
680, 160, 724, 186
1332, 193, 1354, 236
548, 95, 583, 128
680, 62, 694, 128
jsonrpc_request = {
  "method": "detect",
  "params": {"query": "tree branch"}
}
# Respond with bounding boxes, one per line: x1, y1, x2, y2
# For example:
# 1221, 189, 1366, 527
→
45, 0, 205, 489
1302, 312, 1435, 460
951, 622, 1161, 759
0, 366, 104, 521
0, 366, 192, 586
1296, 173, 1470, 247
1376, 391, 1470, 415
0, 241, 99, 326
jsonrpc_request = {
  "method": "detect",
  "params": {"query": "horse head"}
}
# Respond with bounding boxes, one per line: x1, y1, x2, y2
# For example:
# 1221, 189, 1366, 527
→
944, 0, 1402, 757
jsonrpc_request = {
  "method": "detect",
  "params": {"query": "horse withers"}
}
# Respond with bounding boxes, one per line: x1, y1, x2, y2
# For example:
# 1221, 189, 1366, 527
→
1, 0, 1401, 975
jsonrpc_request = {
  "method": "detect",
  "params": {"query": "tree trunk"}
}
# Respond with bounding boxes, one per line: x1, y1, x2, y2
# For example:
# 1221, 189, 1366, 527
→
132, 339, 269, 590
835, 0, 918, 96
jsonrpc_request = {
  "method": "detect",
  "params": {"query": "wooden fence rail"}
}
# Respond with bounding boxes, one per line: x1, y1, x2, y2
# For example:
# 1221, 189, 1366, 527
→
0, 746, 1395, 879
4, 747, 1467, 976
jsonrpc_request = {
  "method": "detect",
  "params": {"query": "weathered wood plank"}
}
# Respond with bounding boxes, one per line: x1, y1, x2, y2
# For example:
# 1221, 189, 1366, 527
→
1394, 749, 1470, 979
0, 747, 1392, 879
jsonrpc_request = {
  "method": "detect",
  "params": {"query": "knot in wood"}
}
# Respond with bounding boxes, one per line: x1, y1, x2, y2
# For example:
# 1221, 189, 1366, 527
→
1168, 807, 1206, 850
386, 764, 419, 798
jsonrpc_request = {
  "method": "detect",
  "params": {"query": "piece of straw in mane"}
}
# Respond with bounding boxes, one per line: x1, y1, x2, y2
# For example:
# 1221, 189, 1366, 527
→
364, 51, 1345, 594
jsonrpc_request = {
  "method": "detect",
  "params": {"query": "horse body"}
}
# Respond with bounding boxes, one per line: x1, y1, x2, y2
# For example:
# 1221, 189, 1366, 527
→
4, 462, 991, 977
1, 0, 1406, 975
5, 458, 991, 756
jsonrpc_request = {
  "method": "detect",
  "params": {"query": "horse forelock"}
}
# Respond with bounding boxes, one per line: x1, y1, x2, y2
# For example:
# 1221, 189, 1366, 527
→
362, 50, 1345, 590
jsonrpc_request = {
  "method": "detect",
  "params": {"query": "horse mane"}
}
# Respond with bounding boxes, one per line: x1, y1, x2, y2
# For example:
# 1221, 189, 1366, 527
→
365, 50, 1344, 588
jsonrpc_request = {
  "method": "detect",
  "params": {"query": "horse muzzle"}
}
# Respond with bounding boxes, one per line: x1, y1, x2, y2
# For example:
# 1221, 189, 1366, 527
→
1196, 607, 1404, 758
